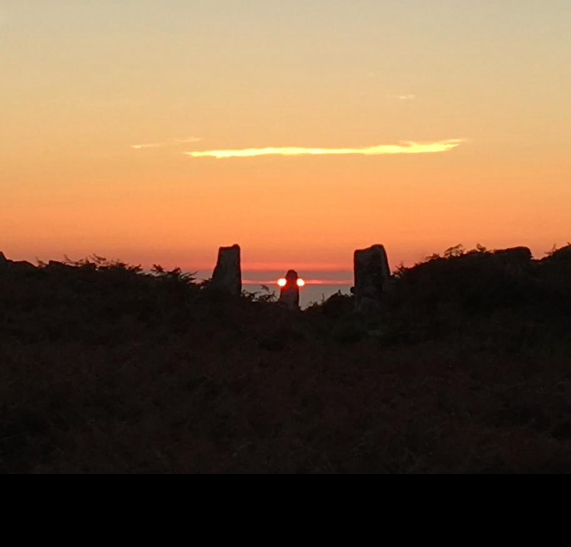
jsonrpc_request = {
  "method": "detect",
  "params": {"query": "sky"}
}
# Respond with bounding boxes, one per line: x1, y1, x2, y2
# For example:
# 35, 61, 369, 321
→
2, 0, 570, 276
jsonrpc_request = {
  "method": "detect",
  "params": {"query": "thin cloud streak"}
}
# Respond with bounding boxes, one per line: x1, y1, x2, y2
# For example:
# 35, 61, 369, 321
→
185, 140, 464, 159
131, 143, 164, 150
132, 137, 201, 150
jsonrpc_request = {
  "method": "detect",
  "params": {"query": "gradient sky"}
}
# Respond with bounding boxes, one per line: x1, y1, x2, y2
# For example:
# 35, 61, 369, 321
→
2, 0, 570, 273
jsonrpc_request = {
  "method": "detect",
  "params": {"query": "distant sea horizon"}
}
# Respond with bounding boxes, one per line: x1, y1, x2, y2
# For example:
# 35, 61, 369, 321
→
198, 270, 354, 308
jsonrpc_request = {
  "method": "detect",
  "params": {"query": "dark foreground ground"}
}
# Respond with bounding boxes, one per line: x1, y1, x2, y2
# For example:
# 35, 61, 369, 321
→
1, 246, 571, 474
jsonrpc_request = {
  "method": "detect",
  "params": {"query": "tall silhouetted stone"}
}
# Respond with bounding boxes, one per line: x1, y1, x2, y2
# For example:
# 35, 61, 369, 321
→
354, 245, 391, 313
0, 252, 7, 265
212, 245, 242, 296
279, 270, 301, 310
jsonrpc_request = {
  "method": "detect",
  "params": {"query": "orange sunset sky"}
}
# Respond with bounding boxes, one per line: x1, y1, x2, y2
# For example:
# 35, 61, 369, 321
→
2, 1, 570, 273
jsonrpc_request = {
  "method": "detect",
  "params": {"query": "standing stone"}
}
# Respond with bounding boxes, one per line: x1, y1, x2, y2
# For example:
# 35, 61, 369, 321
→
353, 245, 391, 313
0, 252, 7, 265
279, 270, 301, 311
212, 245, 242, 296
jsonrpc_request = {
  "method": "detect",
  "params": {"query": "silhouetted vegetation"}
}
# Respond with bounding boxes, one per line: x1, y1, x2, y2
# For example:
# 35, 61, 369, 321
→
2, 246, 571, 473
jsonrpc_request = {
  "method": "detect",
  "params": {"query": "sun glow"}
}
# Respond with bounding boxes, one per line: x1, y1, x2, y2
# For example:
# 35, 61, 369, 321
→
277, 278, 306, 288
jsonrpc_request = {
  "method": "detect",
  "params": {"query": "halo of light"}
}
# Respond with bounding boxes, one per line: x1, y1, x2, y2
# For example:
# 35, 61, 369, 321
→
297, 279, 306, 288
277, 278, 287, 288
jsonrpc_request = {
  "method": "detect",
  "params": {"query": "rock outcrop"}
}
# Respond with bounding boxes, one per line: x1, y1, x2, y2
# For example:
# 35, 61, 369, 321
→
0, 252, 35, 272
546, 245, 571, 262
211, 245, 242, 296
493, 247, 533, 264
353, 245, 391, 314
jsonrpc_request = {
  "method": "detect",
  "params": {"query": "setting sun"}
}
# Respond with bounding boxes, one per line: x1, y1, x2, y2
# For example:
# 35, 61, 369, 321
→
277, 277, 306, 288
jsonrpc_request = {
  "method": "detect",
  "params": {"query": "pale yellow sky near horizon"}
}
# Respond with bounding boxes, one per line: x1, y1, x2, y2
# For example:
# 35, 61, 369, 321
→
1, 1, 570, 272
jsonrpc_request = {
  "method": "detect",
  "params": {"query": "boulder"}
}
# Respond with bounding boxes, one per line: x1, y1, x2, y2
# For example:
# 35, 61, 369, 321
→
353, 245, 391, 313
211, 245, 242, 296
13, 261, 37, 272
46, 260, 75, 274
0, 253, 36, 273
546, 245, 571, 262
493, 247, 533, 263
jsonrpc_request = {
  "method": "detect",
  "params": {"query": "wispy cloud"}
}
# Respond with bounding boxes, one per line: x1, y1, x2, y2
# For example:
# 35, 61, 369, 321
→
131, 143, 164, 150
386, 93, 417, 102
132, 137, 201, 150
185, 139, 464, 159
